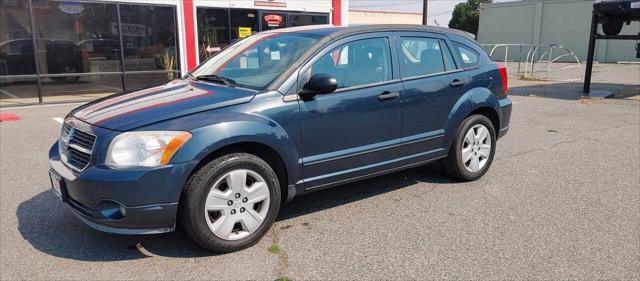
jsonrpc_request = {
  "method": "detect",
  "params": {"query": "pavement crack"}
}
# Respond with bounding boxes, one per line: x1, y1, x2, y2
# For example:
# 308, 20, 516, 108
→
521, 122, 640, 149
495, 139, 584, 161
269, 226, 289, 280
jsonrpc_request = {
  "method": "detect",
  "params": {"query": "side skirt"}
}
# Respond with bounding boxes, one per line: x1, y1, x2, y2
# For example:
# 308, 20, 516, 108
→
298, 155, 447, 195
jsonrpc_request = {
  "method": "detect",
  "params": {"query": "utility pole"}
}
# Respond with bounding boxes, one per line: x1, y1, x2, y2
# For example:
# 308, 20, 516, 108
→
422, 0, 429, 25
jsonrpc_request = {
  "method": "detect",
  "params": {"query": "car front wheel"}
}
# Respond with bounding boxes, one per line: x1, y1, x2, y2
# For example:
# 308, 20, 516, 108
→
179, 153, 281, 253
443, 114, 496, 181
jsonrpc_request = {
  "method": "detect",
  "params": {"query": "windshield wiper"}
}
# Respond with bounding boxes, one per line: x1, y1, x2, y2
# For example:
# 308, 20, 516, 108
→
193, 74, 236, 87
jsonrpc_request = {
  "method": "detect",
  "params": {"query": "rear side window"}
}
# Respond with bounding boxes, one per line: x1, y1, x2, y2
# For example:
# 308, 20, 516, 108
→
398, 37, 456, 78
311, 37, 392, 89
452, 42, 480, 68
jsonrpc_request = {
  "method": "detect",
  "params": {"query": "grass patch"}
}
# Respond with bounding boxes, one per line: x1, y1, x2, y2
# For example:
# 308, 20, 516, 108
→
274, 277, 291, 281
517, 74, 542, 81
268, 244, 280, 254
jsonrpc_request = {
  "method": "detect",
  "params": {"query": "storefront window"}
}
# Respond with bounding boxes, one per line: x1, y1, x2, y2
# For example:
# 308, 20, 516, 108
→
230, 9, 259, 41
197, 8, 230, 62
41, 74, 123, 103
0, 0, 36, 76
289, 14, 329, 27
30, 1, 118, 75
0, 77, 39, 106
124, 72, 172, 92
119, 4, 179, 72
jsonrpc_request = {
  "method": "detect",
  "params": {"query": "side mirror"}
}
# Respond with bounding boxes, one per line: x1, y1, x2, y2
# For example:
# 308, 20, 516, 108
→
299, 73, 337, 100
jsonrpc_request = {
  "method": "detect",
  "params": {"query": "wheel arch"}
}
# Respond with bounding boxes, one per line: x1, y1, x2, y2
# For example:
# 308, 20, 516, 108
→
443, 87, 501, 149
194, 141, 291, 200
469, 107, 500, 137
172, 115, 300, 205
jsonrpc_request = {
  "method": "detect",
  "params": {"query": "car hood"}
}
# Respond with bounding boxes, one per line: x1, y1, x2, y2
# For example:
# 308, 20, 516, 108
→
71, 79, 256, 131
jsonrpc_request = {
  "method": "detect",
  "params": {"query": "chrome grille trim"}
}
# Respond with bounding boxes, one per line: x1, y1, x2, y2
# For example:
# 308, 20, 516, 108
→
60, 120, 96, 172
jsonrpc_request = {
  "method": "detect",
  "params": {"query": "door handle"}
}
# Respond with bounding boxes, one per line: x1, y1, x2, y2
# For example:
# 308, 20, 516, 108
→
377, 91, 400, 101
449, 79, 467, 88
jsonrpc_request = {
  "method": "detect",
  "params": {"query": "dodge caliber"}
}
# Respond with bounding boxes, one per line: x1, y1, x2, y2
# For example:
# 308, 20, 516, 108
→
49, 25, 512, 253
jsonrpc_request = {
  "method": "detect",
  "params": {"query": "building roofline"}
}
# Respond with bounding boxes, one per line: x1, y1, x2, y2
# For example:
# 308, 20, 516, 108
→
348, 9, 423, 15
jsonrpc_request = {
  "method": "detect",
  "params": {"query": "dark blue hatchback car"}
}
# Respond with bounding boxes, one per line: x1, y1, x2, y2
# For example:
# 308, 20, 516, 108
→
49, 25, 511, 252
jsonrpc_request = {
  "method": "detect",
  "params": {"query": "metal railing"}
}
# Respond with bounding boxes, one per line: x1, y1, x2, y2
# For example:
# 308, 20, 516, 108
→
480, 43, 583, 81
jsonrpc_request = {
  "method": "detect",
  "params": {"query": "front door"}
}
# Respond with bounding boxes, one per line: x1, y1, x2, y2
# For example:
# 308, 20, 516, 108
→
297, 34, 404, 189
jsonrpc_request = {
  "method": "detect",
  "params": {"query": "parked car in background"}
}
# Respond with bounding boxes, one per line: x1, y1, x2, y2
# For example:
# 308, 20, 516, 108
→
0, 38, 81, 81
48, 25, 512, 253
76, 38, 122, 60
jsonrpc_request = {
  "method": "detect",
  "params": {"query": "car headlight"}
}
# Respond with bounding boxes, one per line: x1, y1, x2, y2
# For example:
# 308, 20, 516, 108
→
106, 131, 192, 168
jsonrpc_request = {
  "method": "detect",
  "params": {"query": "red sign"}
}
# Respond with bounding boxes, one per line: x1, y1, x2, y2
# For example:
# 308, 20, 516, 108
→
263, 14, 284, 27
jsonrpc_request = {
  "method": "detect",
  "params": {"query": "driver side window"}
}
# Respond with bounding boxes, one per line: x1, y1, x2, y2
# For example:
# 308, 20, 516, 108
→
311, 37, 392, 89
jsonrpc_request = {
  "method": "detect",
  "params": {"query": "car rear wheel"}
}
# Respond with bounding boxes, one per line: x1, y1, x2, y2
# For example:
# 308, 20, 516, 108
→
179, 153, 281, 253
443, 114, 496, 181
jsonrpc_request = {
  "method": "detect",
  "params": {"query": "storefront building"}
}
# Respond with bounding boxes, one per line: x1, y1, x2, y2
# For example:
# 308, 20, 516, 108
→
0, 0, 347, 107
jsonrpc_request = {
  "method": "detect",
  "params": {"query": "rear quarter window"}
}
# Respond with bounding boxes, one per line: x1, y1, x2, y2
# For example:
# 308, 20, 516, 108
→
452, 42, 480, 68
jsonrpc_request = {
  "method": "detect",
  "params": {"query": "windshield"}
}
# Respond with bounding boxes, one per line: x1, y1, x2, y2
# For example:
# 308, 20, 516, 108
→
190, 33, 319, 90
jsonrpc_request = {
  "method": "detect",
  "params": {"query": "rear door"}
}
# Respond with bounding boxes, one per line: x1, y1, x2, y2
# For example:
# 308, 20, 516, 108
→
297, 32, 404, 189
395, 32, 469, 159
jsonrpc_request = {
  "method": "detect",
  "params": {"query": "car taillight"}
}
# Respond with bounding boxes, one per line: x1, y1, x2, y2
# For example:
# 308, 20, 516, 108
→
497, 63, 508, 95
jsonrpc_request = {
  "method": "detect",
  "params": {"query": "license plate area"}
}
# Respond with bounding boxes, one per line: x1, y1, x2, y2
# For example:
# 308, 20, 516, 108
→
49, 171, 67, 201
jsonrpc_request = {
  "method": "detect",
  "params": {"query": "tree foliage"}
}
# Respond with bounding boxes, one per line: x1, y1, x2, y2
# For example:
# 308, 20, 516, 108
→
448, 0, 492, 36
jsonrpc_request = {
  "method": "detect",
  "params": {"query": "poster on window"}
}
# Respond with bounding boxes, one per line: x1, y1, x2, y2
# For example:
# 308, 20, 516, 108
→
238, 27, 252, 38
111, 22, 146, 37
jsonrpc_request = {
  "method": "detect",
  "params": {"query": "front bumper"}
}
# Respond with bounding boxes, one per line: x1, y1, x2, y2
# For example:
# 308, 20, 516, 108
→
49, 143, 195, 234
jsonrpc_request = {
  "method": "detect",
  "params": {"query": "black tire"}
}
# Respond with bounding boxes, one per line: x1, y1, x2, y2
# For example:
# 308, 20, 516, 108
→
442, 114, 497, 181
602, 15, 623, 36
179, 152, 281, 253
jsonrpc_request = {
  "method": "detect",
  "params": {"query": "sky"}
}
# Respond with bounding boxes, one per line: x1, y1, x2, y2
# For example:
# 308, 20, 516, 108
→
349, 0, 513, 27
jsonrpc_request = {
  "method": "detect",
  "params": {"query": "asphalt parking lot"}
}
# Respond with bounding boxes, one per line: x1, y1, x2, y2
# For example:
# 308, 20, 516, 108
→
1, 71, 639, 280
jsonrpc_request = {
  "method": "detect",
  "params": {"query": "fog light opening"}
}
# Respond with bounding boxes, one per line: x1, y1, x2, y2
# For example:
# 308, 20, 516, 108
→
98, 200, 126, 219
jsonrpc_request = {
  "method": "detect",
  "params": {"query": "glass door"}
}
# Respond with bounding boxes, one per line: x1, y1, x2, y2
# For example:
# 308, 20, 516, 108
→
197, 8, 230, 62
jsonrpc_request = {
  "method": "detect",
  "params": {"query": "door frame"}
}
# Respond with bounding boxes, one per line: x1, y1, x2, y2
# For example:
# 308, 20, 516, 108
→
295, 31, 401, 95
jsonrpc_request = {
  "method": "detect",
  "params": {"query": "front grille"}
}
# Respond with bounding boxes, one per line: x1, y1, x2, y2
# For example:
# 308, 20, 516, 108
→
60, 121, 96, 172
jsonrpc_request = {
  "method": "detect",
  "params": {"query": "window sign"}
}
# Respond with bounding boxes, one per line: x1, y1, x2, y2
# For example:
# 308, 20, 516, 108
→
111, 22, 146, 37
238, 27, 252, 38
263, 14, 283, 27
271, 51, 280, 60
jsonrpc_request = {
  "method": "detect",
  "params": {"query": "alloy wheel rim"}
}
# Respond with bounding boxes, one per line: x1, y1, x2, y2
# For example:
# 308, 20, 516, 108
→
461, 124, 492, 173
204, 169, 270, 240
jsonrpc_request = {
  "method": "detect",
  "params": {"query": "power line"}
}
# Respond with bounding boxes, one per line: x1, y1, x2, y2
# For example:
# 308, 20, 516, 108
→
350, 0, 466, 6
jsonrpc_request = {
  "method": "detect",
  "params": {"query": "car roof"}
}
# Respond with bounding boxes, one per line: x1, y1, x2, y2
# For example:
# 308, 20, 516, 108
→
263, 24, 476, 41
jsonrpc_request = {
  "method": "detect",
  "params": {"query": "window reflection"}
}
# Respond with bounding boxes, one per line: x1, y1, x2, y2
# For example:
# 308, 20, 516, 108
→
197, 8, 230, 62
230, 10, 259, 41
31, 0, 119, 74
0, 0, 36, 76
0, 77, 39, 106
312, 38, 392, 89
119, 4, 179, 72
42, 74, 123, 103
289, 14, 328, 27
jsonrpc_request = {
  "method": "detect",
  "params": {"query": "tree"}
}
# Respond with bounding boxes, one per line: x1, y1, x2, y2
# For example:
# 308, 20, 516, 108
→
448, 0, 492, 36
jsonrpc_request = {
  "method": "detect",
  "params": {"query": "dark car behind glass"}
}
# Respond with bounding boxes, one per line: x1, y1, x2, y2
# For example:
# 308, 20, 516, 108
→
0, 38, 81, 78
